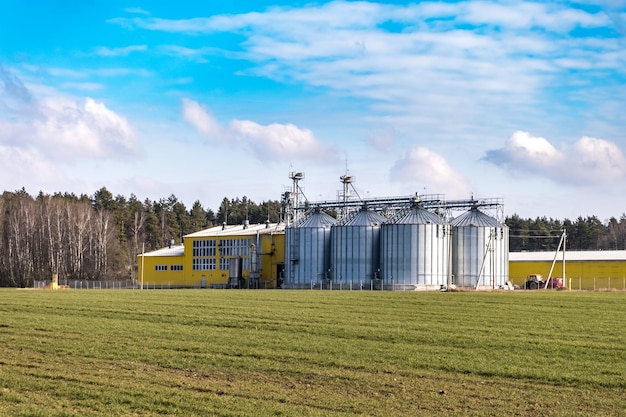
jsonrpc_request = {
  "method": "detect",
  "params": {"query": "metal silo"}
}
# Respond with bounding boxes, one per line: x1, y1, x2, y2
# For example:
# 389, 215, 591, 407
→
380, 206, 449, 290
330, 206, 387, 289
450, 208, 509, 289
284, 209, 336, 289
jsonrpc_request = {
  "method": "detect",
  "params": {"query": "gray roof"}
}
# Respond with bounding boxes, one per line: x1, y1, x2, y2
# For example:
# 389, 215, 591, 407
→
389, 207, 444, 225
339, 208, 387, 226
296, 210, 337, 228
185, 222, 285, 238
140, 245, 185, 257
451, 208, 499, 227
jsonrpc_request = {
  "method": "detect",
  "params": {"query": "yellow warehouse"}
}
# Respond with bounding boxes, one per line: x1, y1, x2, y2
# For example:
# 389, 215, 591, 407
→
138, 221, 285, 289
509, 250, 626, 290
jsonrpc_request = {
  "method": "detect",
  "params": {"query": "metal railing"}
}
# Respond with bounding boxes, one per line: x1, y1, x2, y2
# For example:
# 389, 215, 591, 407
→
32, 276, 626, 291
33, 279, 138, 289
509, 276, 626, 291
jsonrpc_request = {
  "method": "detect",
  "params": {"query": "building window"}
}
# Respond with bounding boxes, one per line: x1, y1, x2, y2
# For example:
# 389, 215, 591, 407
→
155, 265, 167, 271
219, 238, 251, 257
192, 239, 217, 271
192, 239, 216, 257
219, 257, 230, 270
192, 258, 215, 271
171, 265, 183, 271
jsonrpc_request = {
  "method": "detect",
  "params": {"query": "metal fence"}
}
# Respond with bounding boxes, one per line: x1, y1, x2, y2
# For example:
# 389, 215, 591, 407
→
509, 276, 626, 291
32, 276, 626, 291
33, 279, 277, 290
33, 279, 138, 289
564, 276, 626, 291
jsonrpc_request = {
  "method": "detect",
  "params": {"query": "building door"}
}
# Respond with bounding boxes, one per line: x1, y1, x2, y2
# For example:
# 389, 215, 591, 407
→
276, 263, 285, 288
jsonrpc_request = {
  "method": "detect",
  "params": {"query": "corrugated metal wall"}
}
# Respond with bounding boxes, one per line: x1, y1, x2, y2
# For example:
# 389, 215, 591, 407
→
330, 208, 387, 287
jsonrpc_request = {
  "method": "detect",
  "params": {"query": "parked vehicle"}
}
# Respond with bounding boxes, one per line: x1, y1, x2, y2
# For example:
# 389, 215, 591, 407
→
524, 274, 564, 289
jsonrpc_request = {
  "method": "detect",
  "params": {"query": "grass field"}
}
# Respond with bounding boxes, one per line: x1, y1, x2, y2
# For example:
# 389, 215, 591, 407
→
0, 289, 624, 416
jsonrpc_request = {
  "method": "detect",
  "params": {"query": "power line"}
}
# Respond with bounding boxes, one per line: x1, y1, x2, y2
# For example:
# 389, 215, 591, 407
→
510, 235, 561, 239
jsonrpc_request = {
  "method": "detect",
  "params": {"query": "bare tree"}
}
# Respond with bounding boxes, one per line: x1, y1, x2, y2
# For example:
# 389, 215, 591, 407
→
89, 208, 116, 278
5, 196, 37, 287
67, 201, 92, 279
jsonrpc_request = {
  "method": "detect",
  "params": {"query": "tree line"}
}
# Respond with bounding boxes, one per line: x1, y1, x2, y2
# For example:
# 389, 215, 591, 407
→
506, 214, 626, 252
0, 188, 282, 287
1, 187, 625, 287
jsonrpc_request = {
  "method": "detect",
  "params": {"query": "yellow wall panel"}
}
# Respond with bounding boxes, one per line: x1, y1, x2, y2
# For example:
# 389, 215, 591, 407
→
509, 260, 626, 290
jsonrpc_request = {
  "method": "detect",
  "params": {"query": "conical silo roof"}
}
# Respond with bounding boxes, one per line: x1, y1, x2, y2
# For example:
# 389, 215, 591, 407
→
390, 206, 444, 225
450, 208, 499, 227
340, 207, 387, 226
297, 210, 337, 227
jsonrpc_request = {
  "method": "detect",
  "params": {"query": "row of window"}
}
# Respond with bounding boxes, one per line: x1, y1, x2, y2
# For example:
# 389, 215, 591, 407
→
154, 260, 251, 272
192, 240, 216, 257
189, 258, 252, 271
155, 265, 183, 271
220, 238, 251, 257
154, 239, 254, 272
191, 238, 251, 258
191, 238, 251, 270
192, 258, 216, 271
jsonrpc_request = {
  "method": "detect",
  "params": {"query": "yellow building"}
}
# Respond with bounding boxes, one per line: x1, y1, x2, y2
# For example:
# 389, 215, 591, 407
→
138, 221, 285, 289
509, 250, 626, 290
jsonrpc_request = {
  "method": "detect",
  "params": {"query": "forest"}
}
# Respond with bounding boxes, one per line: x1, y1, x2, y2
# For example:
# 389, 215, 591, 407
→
0, 187, 282, 287
1, 187, 625, 287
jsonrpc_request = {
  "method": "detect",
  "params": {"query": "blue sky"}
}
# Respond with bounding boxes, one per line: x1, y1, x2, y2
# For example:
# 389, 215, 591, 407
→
1, 0, 626, 221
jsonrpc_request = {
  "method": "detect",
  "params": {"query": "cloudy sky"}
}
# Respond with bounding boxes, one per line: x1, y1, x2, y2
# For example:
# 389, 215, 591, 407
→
1, 0, 626, 221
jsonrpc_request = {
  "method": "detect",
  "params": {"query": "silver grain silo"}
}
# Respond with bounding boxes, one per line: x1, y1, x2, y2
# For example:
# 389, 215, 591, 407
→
284, 209, 336, 289
330, 206, 387, 289
450, 208, 509, 289
380, 206, 449, 290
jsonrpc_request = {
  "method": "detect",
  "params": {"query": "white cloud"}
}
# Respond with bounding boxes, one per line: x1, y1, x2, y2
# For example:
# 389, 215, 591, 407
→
29, 97, 138, 158
573, 136, 626, 181
160, 45, 210, 62
390, 147, 472, 197
484, 131, 626, 185
46, 1, 626, 219
60, 82, 105, 91
0, 65, 139, 161
104, 3, 626, 158
600, 0, 626, 36
0, 145, 65, 187
486, 130, 564, 168
181, 98, 224, 139
369, 130, 395, 151
46, 66, 152, 79
111, 1, 608, 35
108, 0, 624, 149
46, 67, 87, 78
0, 62, 33, 107
94, 45, 147, 57
229, 119, 330, 162
460, 1, 608, 31
182, 98, 333, 163
123, 7, 151, 16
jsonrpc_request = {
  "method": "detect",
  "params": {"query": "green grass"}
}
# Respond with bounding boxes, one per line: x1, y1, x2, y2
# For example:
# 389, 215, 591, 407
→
0, 289, 624, 416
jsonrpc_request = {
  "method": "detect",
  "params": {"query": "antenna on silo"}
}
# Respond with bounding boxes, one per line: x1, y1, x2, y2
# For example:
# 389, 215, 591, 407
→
339, 162, 362, 219
288, 171, 307, 225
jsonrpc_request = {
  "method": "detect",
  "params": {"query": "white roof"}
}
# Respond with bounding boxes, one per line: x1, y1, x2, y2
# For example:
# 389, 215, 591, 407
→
510, 250, 626, 262
185, 222, 285, 238
141, 245, 185, 257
